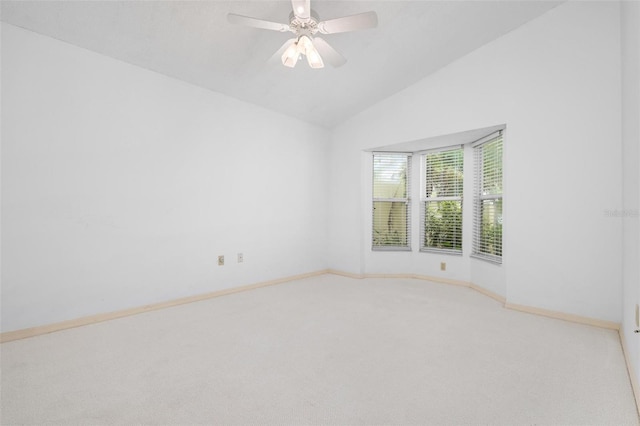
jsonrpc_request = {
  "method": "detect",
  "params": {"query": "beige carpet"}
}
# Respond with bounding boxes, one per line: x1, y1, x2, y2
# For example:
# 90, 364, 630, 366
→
1, 274, 638, 425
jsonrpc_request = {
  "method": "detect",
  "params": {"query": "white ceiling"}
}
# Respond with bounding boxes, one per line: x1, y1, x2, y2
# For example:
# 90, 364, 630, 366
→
1, 0, 562, 128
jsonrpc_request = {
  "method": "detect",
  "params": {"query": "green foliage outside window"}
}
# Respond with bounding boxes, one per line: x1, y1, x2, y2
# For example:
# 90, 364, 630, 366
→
480, 198, 502, 257
424, 200, 462, 250
481, 223, 502, 257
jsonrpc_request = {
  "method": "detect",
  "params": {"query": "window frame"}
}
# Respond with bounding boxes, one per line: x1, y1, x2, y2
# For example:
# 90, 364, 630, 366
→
420, 145, 464, 255
371, 152, 412, 251
471, 132, 503, 264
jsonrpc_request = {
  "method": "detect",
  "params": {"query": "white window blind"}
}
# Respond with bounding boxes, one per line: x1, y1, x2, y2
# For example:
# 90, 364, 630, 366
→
421, 147, 463, 253
472, 132, 503, 262
372, 153, 411, 250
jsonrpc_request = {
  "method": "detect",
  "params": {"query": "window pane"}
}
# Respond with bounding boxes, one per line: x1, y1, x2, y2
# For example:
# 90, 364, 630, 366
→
373, 154, 408, 199
481, 138, 503, 196
424, 200, 462, 251
473, 133, 503, 261
373, 152, 411, 249
479, 198, 502, 256
373, 201, 408, 247
424, 148, 463, 198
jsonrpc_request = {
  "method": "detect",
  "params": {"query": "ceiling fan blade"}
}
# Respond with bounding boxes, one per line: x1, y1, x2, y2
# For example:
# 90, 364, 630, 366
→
313, 37, 347, 68
318, 11, 378, 34
269, 38, 296, 65
227, 13, 290, 32
291, 0, 310, 20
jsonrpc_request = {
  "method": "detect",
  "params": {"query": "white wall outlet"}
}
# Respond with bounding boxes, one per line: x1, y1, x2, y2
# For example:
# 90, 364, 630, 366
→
440, 262, 446, 271
218, 255, 224, 266
237, 253, 243, 263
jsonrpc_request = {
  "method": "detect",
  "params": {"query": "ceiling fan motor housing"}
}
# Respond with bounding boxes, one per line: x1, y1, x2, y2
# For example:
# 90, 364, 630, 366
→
289, 10, 320, 38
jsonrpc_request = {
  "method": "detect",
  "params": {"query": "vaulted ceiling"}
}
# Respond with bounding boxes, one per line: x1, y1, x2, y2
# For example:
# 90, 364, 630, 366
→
1, 1, 562, 128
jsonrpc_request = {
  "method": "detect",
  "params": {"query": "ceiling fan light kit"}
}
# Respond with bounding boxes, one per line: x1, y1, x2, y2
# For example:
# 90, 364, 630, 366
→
283, 35, 324, 69
228, 0, 378, 69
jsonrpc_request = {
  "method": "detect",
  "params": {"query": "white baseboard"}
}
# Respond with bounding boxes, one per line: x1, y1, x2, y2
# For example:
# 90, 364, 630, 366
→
328, 269, 506, 303
0, 269, 329, 343
504, 302, 620, 330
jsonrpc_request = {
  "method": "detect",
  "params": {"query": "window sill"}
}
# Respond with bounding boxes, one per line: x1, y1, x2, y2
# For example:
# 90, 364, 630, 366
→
470, 254, 502, 265
420, 248, 463, 256
372, 246, 412, 252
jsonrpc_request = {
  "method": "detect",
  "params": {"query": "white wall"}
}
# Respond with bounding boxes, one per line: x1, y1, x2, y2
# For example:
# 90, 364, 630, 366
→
621, 0, 640, 395
1, 23, 329, 333
328, 1, 622, 322
1, 1, 630, 333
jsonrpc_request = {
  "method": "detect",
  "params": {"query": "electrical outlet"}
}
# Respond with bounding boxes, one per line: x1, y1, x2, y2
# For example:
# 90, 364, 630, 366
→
440, 262, 446, 271
237, 253, 243, 263
218, 255, 224, 266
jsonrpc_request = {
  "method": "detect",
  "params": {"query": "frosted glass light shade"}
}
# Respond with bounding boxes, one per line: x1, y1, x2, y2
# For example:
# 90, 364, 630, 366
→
282, 42, 299, 68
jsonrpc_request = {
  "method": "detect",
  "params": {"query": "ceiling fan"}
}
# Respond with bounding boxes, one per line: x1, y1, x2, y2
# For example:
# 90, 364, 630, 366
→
227, 0, 378, 69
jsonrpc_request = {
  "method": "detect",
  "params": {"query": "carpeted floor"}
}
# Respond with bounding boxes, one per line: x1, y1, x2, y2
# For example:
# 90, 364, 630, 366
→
1, 274, 638, 425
